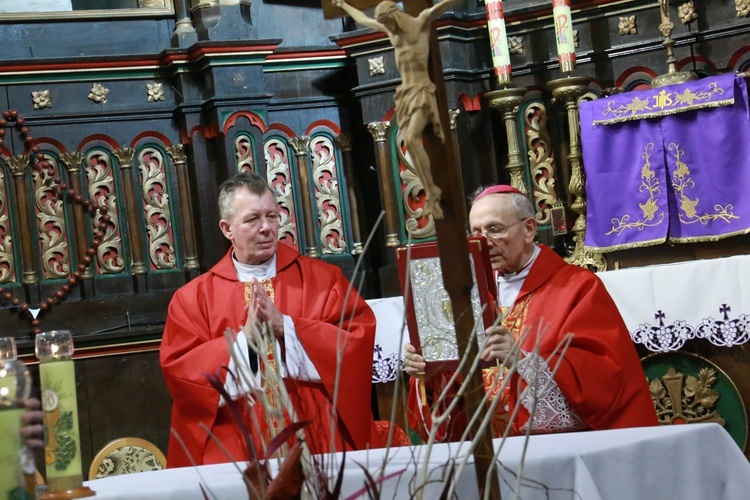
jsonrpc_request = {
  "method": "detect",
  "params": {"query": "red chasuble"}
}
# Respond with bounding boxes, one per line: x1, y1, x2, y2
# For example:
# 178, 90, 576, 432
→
408, 245, 657, 441
160, 243, 379, 467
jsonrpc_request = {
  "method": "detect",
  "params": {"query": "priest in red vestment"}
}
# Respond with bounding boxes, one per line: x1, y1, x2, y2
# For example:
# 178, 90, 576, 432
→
404, 185, 658, 441
160, 172, 381, 467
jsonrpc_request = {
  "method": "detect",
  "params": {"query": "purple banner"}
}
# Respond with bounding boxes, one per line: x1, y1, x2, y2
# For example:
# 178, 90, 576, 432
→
580, 74, 750, 251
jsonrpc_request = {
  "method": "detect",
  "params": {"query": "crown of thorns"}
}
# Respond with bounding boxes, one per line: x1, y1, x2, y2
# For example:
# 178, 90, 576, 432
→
375, 1, 399, 22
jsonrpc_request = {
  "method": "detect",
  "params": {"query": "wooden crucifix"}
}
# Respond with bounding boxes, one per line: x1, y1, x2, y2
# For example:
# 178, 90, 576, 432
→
325, 1, 501, 497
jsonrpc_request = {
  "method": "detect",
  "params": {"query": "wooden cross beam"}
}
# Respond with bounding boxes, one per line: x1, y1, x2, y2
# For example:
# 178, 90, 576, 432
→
326, 0, 502, 497
400, 2, 500, 497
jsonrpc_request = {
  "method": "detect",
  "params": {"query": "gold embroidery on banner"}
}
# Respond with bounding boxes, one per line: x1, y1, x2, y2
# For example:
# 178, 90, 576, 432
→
596, 81, 732, 125
606, 143, 666, 236
669, 143, 739, 226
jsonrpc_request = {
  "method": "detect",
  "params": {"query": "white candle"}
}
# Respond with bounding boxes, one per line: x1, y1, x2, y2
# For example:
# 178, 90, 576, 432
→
552, 0, 576, 73
485, 0, 512, 85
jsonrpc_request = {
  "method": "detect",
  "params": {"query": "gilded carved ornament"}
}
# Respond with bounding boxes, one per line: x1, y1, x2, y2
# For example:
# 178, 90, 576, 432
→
508, 36, 523, 55
113, 147, 136, 167
88, 83, 110, 104
7, 155, 31, 177
85, 151, 125, 274
60, 151, 84, 173
678, 1, 698, 23
368, 56, 386, 76
289, 136, 311, 155
310, 136, 346, 255
0, 168, 16, 283
137, 148, 176, 269
234, 134, 255, 173
738, 0, 750, 17
32, 157, 71, 280
649, 367, 725, 426
32, 90, 52, 110
264, 138, 298, 247
165, 144, 187, 164
618, 15, 636, 36
146, 83, 165, 102
366, 121, 391, 143
397, 131, 436, 239
448, 109, 460, 130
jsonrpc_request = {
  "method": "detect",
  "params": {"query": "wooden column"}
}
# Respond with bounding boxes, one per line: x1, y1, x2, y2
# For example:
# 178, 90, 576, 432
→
403, 1, 501, 497
166, 145, 200, 272
60, 151, 94, 279
113, 148, 148, 275
334, 133, 364, 255
367, 121, 400, 248
7, 155, 38, 285
289, 136, 319, 258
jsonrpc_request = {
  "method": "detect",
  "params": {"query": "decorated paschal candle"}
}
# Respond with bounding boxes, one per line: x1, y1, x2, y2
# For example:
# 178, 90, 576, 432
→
552, 0, 576, 73
36, 331, 95, 498
485, 0, 512, 85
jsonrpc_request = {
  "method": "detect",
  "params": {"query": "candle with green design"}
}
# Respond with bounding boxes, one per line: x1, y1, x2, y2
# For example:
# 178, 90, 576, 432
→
35, 331, 94, 498
0, 358, 32, 500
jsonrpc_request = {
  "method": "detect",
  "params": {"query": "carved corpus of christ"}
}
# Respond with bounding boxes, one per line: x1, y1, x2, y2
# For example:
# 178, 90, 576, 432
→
333, 0, 461, 219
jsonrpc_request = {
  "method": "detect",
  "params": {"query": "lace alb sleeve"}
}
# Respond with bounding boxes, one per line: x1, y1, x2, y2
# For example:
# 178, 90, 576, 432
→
516, 352, 587, 433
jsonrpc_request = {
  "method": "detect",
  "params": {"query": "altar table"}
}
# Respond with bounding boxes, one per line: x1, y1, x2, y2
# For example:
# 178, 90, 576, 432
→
84, 423, 749, 499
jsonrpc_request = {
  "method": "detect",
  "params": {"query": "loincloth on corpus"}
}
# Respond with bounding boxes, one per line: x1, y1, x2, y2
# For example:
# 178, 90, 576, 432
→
393, 81, 445, 142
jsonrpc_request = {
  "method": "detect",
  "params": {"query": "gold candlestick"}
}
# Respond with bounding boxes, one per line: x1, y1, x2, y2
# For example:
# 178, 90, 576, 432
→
36, 331, 95, 500
486, 86, 529, 194
547, 76, 607, 271
651, 0, 697, 88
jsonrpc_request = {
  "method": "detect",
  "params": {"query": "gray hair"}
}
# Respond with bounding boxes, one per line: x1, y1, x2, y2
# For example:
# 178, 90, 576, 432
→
218, 172, 274, 220
470, 186, 536, 220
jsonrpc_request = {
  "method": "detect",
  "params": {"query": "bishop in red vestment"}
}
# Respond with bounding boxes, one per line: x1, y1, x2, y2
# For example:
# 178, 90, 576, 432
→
160, 173, 379, 467
404, 185, 657, 441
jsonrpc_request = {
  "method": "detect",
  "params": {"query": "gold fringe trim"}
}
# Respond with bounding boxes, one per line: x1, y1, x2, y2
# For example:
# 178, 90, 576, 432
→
593, 98, 735, 126
668, 225, 750, 244
584, 236, 666, 253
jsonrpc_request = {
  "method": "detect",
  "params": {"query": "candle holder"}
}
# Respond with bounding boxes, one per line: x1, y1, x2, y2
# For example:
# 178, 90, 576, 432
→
546, 76, 607, 271
651, 1, 697, 88
35, 331, 95, 499
0, 336, 18, 361
1, 356, 33, 500
486, 85, 529, 193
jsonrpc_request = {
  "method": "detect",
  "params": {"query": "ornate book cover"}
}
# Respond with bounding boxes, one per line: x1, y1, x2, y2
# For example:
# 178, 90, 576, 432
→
395, 237, 496, 373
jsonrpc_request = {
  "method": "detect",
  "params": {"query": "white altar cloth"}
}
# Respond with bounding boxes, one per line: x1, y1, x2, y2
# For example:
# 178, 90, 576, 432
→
597, 254, 750, 351
84, 423, 749, 500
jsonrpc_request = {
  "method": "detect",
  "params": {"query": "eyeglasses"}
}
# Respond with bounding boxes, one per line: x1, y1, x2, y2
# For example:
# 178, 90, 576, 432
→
471, 219, 526, 241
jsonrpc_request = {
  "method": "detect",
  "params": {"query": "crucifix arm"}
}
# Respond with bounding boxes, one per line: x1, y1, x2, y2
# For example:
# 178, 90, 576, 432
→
420, 0, 462, 24
333, 0, 387, 33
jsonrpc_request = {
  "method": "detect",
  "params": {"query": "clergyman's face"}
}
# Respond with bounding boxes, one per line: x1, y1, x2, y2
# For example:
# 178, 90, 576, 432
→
469, 194, 536, 274
219, 188, 279, 265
